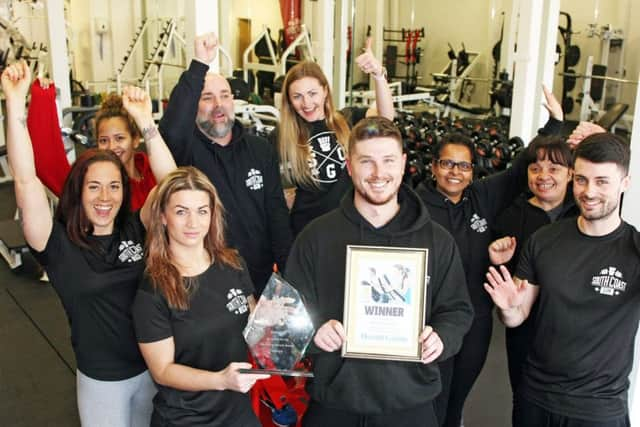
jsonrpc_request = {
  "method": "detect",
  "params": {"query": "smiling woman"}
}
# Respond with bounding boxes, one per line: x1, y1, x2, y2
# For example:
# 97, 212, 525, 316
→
133, 167, 270, 427
275, 44, 395, 236
1, 60, 178, 426
414, 106, 564, 427
492, 136, 579, 401
95, 94, 158, 211
80, 160, 125, 236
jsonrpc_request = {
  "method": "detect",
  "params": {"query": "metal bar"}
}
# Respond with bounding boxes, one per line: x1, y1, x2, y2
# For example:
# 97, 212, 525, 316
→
558, 72, 638, 84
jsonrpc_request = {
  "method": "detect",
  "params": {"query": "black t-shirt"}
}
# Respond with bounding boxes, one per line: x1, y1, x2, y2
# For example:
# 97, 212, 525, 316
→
32, 214, 147, 380
289, 109, 368, 235
132, 261, 258, 427
516, 219, 640, 420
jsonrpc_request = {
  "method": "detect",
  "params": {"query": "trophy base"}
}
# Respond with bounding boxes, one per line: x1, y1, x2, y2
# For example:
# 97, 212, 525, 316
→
238, 368, 314, 378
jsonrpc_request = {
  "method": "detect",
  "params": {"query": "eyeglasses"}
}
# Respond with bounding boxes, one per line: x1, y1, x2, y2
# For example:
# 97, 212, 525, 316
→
436, 159, 474, 172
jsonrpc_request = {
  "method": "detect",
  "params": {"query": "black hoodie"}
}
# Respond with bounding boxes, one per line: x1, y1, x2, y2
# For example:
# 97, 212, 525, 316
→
160, 60, 293, 293
415, 154, 529, 317
285, 185, 473, 414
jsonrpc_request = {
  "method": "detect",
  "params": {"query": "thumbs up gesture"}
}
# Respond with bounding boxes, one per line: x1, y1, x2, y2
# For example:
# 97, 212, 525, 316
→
355, 37, 385, 79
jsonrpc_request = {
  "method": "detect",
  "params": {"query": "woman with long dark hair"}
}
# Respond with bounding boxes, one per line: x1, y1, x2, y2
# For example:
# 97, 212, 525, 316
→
2, 60, 175, 426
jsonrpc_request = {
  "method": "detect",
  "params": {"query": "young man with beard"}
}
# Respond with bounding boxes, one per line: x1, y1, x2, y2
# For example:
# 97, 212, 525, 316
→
285, 116, 474, 427
486, 133, 640, 427
160, 33, 292, 293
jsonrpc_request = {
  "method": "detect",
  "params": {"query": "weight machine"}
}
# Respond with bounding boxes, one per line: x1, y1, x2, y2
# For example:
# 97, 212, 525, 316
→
382, 27, 424, 94
115, 18, 187, 119
242, 24, 314, 97
558, 55, 635, 129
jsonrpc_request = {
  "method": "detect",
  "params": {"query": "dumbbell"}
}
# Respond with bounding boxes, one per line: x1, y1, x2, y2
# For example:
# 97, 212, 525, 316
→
405, 150, 427, 187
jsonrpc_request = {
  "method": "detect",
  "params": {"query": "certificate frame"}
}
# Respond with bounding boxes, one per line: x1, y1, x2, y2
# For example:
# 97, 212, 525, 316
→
342, 245, 428, 362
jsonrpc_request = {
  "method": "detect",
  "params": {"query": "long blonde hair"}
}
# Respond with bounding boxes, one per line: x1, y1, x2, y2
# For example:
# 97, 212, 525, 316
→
278, 61, 350, 187
145, 167, 241, 309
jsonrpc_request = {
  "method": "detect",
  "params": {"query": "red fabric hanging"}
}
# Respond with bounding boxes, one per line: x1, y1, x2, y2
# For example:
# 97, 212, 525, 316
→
27, 80, 70, 197
279, 0, 301, 47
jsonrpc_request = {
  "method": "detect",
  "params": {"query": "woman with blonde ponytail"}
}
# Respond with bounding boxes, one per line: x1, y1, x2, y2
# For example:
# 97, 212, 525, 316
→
276, 38, 394, 235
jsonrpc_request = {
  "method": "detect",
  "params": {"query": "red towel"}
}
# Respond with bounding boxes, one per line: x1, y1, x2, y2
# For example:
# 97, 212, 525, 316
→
27, 79, 70, 197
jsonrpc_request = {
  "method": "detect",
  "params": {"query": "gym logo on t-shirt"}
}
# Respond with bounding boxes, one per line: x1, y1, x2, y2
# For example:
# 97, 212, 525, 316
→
470, 214, 488, 233
590, 266, 627, 296
118, 240, 143, 263
308, 131, 345, 184
246, 168, 263, 191
226, 288, 249, 314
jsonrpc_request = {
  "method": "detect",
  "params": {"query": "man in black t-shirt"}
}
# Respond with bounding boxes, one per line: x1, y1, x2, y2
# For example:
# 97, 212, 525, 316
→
486, 133, 639, 427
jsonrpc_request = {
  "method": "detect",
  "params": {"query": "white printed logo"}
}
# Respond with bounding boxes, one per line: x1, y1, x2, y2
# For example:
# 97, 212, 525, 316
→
226, 288, 249, 314
245, 168, 263, 191
318, 135, 332, 152
470, 213, 488, 233
591, 266, 627, 296
118, 240, 143, 263
308, 131, 345, 184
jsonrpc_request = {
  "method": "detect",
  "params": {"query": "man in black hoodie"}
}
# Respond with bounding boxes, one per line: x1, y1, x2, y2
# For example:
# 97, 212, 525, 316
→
159, 33, 292, 294
286, 117, 473, 426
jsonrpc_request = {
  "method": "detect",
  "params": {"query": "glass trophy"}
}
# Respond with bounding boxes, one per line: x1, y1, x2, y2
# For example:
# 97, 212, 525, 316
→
241, 273, 315, 377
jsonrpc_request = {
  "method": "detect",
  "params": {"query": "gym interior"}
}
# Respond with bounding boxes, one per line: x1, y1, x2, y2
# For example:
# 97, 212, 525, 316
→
1, 0, 640, 426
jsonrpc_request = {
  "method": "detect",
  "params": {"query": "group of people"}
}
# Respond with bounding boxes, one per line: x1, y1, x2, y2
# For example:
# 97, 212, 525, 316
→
3, 28, 638, 427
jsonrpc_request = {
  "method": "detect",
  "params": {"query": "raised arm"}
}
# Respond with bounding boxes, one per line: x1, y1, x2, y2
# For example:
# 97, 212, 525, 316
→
566, 121, 606, 150
488, 236, 517, 266
158, 33, 217, 164
355, 37, 394, 120
2, 61, 52, 251
542, 84, 563, 122
484, 265, 538, 327
139, 337, 268, 393
122, 85, 176, 183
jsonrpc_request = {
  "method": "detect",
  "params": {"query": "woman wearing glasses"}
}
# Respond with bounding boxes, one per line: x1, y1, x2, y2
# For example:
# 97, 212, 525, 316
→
415, 88, 564, 427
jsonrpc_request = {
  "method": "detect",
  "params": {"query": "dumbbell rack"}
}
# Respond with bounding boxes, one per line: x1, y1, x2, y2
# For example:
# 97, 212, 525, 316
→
138, 19, 181, 84
116, 19, 148, 76
396, 111, 517, 187
114, 18, 185, 119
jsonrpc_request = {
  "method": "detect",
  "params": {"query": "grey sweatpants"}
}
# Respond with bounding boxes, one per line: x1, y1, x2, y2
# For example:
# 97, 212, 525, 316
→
76, 369, 156, 427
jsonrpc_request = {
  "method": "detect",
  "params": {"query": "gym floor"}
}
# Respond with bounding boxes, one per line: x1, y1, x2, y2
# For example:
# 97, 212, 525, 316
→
0, 180, 511, 427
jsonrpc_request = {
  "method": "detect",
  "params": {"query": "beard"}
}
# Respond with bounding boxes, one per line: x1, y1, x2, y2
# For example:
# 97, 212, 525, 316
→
196, 115, 234, 140
354, 180, 400, 207
578, 196, 619, 222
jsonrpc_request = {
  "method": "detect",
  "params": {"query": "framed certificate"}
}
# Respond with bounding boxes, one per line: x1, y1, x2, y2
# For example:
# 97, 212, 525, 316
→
342, 245, 428, 362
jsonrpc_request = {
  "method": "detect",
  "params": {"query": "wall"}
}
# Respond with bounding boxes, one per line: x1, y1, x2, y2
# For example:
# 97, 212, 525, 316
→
11, 1, 639, 112
362, 0, 509, 107
555, 0, 638, 119
226, 0, 283, 71
1, 2, 50, 73
67, 0, 186, 98
344, 0, 637, 113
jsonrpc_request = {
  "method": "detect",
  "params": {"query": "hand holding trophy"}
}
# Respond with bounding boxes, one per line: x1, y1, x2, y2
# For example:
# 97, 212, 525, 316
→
242, 273, 315, 377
